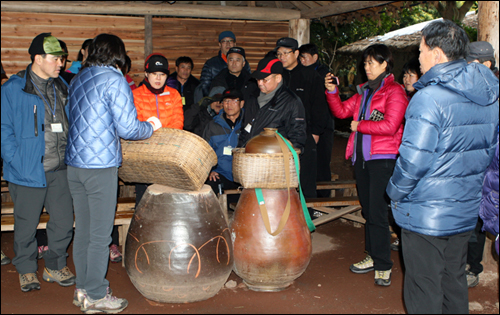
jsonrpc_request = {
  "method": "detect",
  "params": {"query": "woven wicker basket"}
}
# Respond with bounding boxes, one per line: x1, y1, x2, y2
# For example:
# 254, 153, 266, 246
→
232, 148, 299, 189
119, 128, 217, 191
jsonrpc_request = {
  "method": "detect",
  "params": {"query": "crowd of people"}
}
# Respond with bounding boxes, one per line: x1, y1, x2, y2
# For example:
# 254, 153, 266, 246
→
1, 19, 498, 314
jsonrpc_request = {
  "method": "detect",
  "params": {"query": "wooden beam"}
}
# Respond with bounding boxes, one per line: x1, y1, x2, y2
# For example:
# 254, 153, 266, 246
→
300, 1, 396, 19
1, 1, 300, 21
144, 15, 153, 61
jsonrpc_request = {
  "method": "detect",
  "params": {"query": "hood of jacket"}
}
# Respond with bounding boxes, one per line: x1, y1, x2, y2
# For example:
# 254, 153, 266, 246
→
414, 59, 499, 106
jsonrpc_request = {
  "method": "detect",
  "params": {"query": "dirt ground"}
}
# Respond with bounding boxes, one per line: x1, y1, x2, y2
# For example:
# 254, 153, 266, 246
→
1, 134, 498, 314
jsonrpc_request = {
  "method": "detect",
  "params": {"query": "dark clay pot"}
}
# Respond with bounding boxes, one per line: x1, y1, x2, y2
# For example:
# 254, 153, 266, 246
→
125, 184, 233, 303
230, 188, 312, 292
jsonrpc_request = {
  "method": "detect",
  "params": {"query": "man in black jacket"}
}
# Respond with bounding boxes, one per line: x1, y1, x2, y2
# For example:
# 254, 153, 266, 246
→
276, 37, 331, 198
299, 43, 335, 197
238, 57, 306, 153
208, 47, 251, 97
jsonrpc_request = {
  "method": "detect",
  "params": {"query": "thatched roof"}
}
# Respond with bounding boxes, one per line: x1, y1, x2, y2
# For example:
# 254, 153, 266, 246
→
338, 12, 478, 54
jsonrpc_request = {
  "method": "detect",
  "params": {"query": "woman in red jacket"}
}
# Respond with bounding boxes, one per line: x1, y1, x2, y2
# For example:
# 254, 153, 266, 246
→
132, 53, 184, 207
325, 44, 408, 287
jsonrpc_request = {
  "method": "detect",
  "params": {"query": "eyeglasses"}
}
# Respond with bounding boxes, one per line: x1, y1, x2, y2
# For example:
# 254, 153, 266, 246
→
220, 39, 235, 44
257, 75, 275, 84
223, 99, 240, 104
276, 50, 294, 57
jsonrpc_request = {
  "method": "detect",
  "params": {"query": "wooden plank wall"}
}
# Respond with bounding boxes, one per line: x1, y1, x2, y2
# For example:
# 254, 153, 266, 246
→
152, 17, 289, 79
1, 12, 144, 84
1, 11, 289, 86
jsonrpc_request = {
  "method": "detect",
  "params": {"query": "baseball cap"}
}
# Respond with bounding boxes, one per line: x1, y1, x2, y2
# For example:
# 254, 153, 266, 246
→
251, 57, 283, 80
227, 47, 246, 59
222, 88, 244, 101
145, 53, 169, 75
466, 41, 494, 62
28, 33, 68, 57
275, 37, 298, 51
218, 31, 236, 42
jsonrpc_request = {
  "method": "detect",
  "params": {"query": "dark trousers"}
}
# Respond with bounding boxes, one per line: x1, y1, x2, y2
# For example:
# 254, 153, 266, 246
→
467, 218, 486, 275
9, 170, 74, 274
206, 173, 240, 207
354, 158, 395, 271
300, 133, 318, 198
68, 166, 118, 300
316, 127, 334, 198
402, 229, 472, 314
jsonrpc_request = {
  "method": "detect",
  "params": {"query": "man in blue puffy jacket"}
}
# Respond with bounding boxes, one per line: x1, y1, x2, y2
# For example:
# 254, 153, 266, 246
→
1, 33, 76, 292
386, 20, 499, 314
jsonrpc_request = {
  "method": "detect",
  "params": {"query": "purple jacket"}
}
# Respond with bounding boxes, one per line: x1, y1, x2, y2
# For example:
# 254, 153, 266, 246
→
479, 132, 499, 254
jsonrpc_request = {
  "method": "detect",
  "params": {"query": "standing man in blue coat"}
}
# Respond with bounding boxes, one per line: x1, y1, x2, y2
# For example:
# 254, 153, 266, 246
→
386, 20, 499, 314
1, 33, 76, 292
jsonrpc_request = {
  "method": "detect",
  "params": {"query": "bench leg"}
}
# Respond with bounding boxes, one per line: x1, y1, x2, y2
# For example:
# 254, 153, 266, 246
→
218, 194, 228, 225
118, 224, 130, 268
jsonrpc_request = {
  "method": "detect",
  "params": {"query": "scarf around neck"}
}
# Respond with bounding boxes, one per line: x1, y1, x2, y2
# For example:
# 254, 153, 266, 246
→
257, 80, 283, 108
367, 72, 388, 90
143, 77, 167, 95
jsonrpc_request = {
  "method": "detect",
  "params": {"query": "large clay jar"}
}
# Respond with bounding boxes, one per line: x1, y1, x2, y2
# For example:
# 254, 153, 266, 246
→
231, 188, 312, 292
125, 184, 233, 303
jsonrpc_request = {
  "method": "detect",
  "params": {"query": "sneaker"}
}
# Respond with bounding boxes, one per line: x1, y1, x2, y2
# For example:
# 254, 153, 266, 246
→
390, 238, 400, 251
19, 273, 41, 292
81, 294, 128, 314
37, 245, 49, 260
43, 266, 76, 287
374, 269, 392, 286
109, 244, 122, 263
74, 287, 113, 307
1, 250, 11, 265
466, 270, 479, 288
349, 255, 374, 274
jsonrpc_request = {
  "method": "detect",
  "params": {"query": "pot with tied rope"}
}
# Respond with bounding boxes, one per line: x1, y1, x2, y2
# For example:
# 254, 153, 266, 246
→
230, 128, 314, 292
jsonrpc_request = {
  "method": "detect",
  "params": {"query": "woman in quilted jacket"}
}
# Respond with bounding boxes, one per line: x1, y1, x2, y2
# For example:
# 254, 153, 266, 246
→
65, 34, 160, 314
325, 44, 408, 286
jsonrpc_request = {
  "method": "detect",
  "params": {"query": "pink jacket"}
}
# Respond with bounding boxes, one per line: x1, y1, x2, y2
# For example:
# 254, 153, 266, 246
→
326, 74, 408, 160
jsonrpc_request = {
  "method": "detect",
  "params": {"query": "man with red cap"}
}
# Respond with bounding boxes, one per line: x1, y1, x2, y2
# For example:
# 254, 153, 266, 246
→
237, 56, 306, 152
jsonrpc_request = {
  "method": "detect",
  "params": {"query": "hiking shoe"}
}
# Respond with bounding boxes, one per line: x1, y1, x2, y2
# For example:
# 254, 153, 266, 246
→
349, 255, 374, 274
109, 244, 122, 263
374, 269, 392, 286
466, 270, 479, 288
1, 250, 11, 265
43, 266, 76, 287
37, 245, 48, 260
390, 238, 400, 251
74, 287, 113, 307
81, 294, 128, 314
19, 273, 41, 292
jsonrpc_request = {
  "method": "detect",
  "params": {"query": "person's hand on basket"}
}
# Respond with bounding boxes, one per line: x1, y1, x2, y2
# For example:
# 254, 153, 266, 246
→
147, 116, 162, 131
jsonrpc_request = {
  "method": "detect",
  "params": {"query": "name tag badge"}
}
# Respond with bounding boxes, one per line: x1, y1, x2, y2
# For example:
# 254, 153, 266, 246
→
182, 97, 186, 106
244, 124, 252, 133
223, 146, 233, 156
51, 123, 63, 133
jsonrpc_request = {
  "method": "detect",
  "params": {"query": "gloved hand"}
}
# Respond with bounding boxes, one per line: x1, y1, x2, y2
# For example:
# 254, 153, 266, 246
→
147, 116, 162, 131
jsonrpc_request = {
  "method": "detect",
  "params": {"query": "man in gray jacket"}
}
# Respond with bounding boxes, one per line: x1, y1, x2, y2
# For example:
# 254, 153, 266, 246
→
1, 33, 76, 292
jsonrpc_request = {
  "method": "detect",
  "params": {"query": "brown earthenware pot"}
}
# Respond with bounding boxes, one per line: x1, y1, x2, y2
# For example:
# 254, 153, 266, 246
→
245, 128, 284, 153
125, 184, 233, 303
230, 188, 312, 292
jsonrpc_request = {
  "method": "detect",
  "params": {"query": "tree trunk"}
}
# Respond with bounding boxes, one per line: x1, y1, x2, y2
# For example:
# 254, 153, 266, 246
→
478, 1, 499, 68
289, 19, 310, 47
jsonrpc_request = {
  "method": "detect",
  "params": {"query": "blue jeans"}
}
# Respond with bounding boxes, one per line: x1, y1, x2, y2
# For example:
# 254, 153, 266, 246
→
67, 166, 118, 300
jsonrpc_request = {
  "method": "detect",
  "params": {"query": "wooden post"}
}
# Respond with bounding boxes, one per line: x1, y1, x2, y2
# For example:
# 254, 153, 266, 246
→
289, 18, 310, 47
144, 15, 153, 60
478, 1, 499, 67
